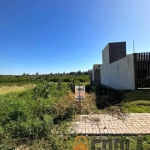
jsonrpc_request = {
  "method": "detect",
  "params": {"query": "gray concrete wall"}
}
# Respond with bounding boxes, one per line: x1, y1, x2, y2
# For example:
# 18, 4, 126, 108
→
102, 44, 109, 65
94, 69, 100, 84
94, 65, 100, 84
109, 42, 126, 63
92, 68, 94, 81
91, 64, 101, 84
101, 54, 135, 90
102, 42, 126, 65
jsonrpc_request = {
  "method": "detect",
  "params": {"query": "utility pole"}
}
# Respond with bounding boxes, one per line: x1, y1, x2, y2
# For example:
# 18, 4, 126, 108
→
133, 41, 135, 53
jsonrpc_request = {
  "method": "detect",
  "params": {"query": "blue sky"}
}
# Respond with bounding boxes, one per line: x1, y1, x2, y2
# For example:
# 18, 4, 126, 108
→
0, 0, 150, 75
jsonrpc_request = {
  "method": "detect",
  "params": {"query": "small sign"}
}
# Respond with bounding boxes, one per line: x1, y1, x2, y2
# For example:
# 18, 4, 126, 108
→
75, 86, 85, 100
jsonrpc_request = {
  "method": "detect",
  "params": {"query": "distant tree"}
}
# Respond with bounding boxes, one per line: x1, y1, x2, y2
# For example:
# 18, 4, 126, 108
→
36, 72, 38, 76
88, 69, 92, 73
76, 70, 82, 75
69, 71, 76, 75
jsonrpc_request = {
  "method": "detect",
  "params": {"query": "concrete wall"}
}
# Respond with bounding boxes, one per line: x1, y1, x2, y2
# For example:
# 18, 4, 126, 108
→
102, 44, 109, 65
101, 54, 135, 90
92, 68, 94, 81
94, 69, 101, 84
109, 42, 126, 63
91, 64, 101, 84
94, 65, 101, 84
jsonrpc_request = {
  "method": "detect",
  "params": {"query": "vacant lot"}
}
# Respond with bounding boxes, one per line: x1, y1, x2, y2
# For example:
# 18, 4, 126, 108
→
0, 82, 150, 149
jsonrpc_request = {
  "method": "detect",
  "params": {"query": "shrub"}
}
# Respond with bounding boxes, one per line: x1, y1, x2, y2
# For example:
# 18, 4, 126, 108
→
67, 79, 81, 92
95, 86, 125, 109
0, 80, 78, 149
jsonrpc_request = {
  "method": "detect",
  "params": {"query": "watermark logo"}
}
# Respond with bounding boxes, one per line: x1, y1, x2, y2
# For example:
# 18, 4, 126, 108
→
73, 136, 89, 150
74, 136, 150, 150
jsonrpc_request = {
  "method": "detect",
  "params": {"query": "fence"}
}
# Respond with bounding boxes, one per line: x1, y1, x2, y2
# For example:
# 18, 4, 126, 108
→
134, 53, 150, 89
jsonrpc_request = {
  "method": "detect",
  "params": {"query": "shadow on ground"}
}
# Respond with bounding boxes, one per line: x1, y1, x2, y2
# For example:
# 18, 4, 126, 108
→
85, 84, 150, 110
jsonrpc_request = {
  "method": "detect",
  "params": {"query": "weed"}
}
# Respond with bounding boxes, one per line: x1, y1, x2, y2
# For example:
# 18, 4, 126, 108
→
0, 81, 77, 149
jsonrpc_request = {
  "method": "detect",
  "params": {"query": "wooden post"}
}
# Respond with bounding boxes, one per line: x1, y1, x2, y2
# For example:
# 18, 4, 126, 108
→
79, 100, 82, 114
75, 86, 85, 114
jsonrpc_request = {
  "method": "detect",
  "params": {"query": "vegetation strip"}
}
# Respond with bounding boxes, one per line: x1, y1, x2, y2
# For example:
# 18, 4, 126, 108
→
0, 78, 150, 149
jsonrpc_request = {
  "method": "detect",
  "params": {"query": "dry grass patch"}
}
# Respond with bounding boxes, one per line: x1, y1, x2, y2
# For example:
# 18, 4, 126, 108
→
0, 84, 35, 95
72, 92, 102, 114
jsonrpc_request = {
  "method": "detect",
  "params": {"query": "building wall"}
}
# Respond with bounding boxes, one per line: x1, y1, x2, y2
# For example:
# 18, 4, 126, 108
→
94, 69, 100, 84
109, 42, 126, 63
90, 71, 92, 83
94, 65, 101, 84
101, 54, 135, 90
91, 64, 101, 84
92, 68, 94, 81
102, 44, 110, 65
102, 42, 126, 65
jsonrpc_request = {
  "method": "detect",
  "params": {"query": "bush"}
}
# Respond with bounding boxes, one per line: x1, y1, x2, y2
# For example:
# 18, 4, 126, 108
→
67, 79, 81, 92
85, 84, 95, 93
0, 81, 77, 149
95, 86, 125, 109
96, 95, 110, 109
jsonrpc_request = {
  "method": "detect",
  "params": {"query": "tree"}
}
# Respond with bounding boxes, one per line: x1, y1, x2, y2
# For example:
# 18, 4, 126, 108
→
77, 70, 82, 75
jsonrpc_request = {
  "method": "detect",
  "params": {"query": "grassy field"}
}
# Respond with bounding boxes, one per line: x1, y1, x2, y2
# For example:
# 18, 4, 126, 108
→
0, 82, 150, 149
0, 81, 78, 149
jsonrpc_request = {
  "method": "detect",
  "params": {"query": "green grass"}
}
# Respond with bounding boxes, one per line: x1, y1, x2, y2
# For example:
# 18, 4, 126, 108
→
0, 82, 78, 149
122, 100, 150, 113
122, 90, 150, 102
94, 85, 150, 113
121, 90, 150, 113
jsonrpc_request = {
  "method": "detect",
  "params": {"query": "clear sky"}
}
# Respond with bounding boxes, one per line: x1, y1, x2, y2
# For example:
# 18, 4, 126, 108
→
0, 0, 150, 75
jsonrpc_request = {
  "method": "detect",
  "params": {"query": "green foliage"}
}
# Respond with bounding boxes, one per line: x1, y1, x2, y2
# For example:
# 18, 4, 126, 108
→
1, 78, 150, 148
122, 100, 150, 113
0, 81, 77, 149
95, 86, 124, 109
33, 82, 53, 99
122, 89, 150, 102
85, 84, 95, 93
94, 85, 150, 112
67, 79, 81, 92
0, 75, 90, 85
